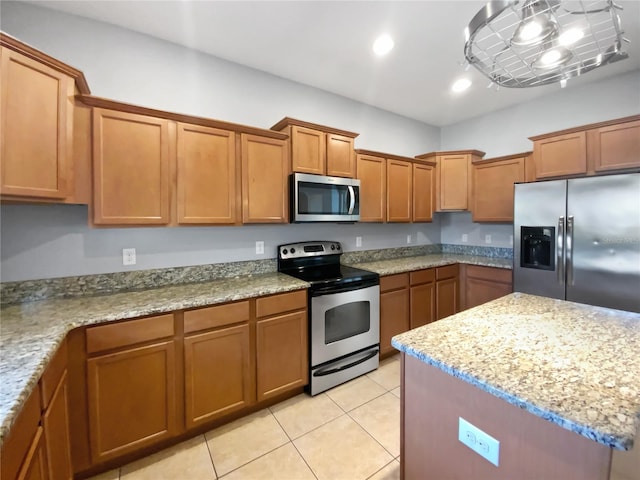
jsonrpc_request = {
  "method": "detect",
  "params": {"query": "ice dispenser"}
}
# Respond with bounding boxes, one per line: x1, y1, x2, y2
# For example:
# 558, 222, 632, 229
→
520, 226, 555, 270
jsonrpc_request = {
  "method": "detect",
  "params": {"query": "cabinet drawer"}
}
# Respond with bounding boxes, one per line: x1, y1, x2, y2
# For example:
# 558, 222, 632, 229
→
184, 300, 250, 334
436, 264, 458, 280
86, 314, 175, 354
380, 273, 409, 292
466, 265, 512, 284
40, 339, 67, 409
410, 269, 435, 286
256, 290, 307, 318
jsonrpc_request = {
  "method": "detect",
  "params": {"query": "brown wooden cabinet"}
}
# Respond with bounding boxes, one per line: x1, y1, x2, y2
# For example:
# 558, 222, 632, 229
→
241, 133, 289, 223
461, 265, 512, 310
409, 269, 435, 329
176, 123, 238, 224
380, 273, 410, 357
588, 119, 640, 173
416, 150, 485, 212
412, 162, 434, 222
532, 131, 586, 179
256, 291, 308, 401
272, 117, 358, 178
386, 159, 412, 222
356, 153, 386, 222
0, 36, 89, 203
85, 314, 177, 463
92, 108, 172, 225
435, 265, 459, 320
472, 153, 528, 222
184, 301, 251, 428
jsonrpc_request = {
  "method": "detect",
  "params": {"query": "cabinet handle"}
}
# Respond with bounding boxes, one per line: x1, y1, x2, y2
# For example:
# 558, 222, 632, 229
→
347, 186, 355, 215
557, 216, 565, 285
567, 216, 575, 286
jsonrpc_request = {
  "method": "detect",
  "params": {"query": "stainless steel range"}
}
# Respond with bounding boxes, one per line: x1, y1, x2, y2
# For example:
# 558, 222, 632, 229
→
277, 241, 380, 395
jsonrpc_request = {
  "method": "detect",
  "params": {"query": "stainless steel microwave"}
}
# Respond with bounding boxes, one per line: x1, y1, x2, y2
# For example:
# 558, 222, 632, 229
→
290, 173, 360, 222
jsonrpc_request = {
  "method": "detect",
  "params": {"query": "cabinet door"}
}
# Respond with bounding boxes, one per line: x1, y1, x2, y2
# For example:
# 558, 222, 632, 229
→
533, 131, 586, 179
465, 278, 512, 310
472, 157, 525, 222
326, 133, 355, 178
177, 123, 237, 224
410, 283, 435, 329
241, 134, 289, 223
290, 126, 325, 174
17, 428, 47, 480
42, 371, 73, 480
380, 288, 410, 356
93, 109, 171, 224
590, 120, 640, 172
412, 163, 434, 222
436, 278, 458, 320
1, 47, 72, 199
438, 154, 468, 210
256, 310, 308, 402
356, 154, 386, 222
184, 324, 251, 429
87, 341, 177, 462
387, 159, 412, 222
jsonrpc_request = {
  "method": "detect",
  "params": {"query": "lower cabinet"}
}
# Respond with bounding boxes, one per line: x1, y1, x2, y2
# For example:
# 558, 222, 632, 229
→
380, 273, 410, 357
436, 265, 459, 320
18, 427, 48, 480
462, 265, 513, 310
409, 269, 435, 329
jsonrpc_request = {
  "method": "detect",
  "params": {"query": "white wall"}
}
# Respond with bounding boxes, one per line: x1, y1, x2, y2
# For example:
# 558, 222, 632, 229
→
0, 2, 442, 282
439, 213, 513, 248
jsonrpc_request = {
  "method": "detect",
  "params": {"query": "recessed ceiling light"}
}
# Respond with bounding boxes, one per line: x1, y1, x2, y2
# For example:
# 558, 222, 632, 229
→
373, 34, 394, 56
452, 78, 472, 93
559, 28, 584, 46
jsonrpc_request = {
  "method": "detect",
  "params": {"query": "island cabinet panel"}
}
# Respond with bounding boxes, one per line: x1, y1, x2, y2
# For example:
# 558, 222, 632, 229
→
256, 291, 308, 401
356, 154, 386, 222
589, 119, 640, 173
184, 324, 251, 428
86, 315, 177, 463
472, 155, 526, 222
241, 133, 289, 223
386, 160, 412, 223
462, 265, 512, 310
92, 108, 171, 225
409, 269, 435, 329
176, 123, 237, 224
380, 273, 410, 357
412, 162, 434, 222
290, 125, 325, 175
532, 131, 587, 179
0, 46, 73, 200
401, 354, 611, 480
436, 265, 459, 320
326, 133, 355, 178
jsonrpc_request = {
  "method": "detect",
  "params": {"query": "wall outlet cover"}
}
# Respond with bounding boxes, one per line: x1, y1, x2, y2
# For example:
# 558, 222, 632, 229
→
458, 417, 500, 467
485, 234, 492, 244
356, 236, 362, 248
255, 241, 265, 255
122, 248, 136, 266
462, 234, 468, 243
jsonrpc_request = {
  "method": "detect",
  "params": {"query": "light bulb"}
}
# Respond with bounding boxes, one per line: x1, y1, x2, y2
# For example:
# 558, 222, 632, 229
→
452, 78, 472, 92
541, 49, 562, 65
373, 34, 394, 56
559, 28, 584, 46
519, 21, 543, 42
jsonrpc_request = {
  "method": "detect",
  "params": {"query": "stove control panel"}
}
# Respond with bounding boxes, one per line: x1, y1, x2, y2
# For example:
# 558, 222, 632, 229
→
278, 241, 342, 259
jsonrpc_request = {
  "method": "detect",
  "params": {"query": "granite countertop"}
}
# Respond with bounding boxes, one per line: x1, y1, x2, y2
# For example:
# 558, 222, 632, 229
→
350, 253, 512, 275
0, 272, 309, 446
392, 292, 640, 450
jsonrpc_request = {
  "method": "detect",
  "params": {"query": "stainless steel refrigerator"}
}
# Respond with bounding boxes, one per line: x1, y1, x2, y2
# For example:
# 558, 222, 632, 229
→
514, 173, 640, 313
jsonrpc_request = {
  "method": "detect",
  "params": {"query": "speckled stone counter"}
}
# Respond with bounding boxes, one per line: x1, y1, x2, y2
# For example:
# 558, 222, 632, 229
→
392, 292, 640, 450
349, 253, 512, 275
0, 272, 308, 446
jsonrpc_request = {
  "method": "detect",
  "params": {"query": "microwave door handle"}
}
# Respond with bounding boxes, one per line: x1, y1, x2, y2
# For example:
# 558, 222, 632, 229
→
347, 186, 355, 215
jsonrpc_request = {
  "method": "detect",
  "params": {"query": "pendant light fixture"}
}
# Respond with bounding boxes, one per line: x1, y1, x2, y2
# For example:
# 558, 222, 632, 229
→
464, 0, 629, 88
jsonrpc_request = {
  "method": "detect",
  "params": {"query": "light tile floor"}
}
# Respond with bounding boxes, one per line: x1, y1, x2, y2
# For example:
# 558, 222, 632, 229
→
89, 355, 402, 480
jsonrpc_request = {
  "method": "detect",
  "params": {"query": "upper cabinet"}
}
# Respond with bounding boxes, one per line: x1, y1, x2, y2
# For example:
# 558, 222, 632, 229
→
471, 153, 531, 223
530, 115, 640, 180
0, 34, 90, 203
356, 150, 435, 223
272, 117, 358, 178
416, 150, 485, 212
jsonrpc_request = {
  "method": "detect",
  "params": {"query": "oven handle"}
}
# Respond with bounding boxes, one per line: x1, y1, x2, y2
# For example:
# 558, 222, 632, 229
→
310, 278, 379, 296
312, 348, 379, 377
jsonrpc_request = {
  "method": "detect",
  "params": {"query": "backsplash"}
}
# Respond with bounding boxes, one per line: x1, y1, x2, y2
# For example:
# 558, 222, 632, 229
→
0, 244, 512, 305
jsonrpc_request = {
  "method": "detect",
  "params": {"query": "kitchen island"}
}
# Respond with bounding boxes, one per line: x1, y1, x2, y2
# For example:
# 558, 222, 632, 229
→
392, 292, 640, 480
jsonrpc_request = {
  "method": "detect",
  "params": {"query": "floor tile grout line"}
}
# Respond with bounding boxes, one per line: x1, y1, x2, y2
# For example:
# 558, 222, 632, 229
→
365, 457, 400, 480
202, 433, 219, 479
345, 392, 401, 459
215, 439, 292, 479
289, 436, 321, 480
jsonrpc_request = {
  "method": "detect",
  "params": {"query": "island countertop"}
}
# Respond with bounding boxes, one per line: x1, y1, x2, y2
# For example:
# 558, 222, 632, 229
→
0, 272, 309, 446
392, 292, 640, 450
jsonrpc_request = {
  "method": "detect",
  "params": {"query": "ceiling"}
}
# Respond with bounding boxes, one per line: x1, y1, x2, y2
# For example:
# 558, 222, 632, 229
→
24, 0, 640, 126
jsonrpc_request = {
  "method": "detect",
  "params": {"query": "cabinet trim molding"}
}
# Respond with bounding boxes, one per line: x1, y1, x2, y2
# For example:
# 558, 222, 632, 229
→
528, 114, 640, 141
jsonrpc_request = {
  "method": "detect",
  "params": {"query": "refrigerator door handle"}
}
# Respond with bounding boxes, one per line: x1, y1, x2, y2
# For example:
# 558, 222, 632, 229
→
557, 216, 565, 285
566, 215, 575, 286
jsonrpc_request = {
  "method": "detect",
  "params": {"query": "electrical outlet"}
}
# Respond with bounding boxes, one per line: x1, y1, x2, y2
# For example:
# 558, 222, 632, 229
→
122, 248, 136, 266
462, 234, 468, 243
458, 417, 500, 466
255, 241, 264, 255
356, 236, 362, 248
407, 234, 412, 244
509, 234, 514, 246
485, 234, 492, 244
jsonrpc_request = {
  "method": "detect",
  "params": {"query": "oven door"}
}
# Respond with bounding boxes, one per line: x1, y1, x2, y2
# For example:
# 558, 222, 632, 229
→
310, 284, 380, 367
292, 173, 360, 222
